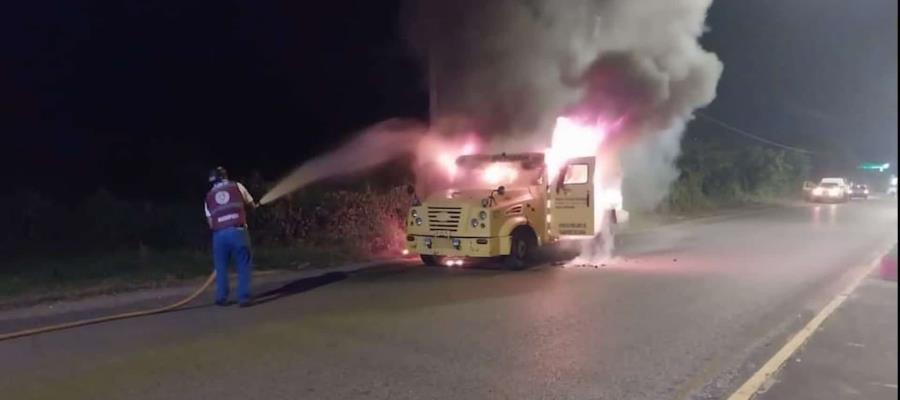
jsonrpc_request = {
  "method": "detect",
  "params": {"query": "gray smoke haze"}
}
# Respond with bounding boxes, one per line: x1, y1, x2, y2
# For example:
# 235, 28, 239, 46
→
404, 0, 591, 138
405, 0, 723, 210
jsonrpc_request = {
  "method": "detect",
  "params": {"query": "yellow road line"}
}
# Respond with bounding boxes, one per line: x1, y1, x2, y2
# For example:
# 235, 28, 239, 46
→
726, 243, 896, 400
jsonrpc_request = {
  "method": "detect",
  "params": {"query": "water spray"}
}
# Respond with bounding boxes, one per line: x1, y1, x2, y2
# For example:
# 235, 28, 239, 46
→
259, 119, 427, 205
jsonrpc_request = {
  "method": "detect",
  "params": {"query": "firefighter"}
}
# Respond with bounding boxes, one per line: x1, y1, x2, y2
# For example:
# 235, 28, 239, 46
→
204, 166, 259, 307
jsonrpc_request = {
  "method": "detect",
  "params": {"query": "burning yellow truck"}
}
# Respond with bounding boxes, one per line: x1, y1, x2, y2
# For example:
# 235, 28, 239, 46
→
405, 151, 623, 269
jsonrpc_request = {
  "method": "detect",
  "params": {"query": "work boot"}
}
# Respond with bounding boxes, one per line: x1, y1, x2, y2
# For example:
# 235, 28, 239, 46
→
215, 299, 233, 307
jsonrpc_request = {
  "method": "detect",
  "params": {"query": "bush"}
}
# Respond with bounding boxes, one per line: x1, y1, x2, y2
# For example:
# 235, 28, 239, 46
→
250, 185, 411, 256
665, 135, 811, 212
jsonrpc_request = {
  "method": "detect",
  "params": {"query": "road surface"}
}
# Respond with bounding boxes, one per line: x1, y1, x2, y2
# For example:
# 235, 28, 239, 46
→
0, 198, 896, 400
757, 255, 897, 400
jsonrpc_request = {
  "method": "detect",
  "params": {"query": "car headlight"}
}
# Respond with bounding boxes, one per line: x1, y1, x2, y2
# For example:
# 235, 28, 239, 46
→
812, 188, 824, 195
864, 189, 869, 194
470, 218, 479, 228
479, 210, 487, 220
415, 217, 423, 225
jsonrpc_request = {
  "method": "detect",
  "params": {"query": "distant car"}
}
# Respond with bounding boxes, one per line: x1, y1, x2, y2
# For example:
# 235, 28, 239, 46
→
818, 177, 850, 198
820, 177, 849, 187
848, 184, 869, 199
809, 182, 847, 203
888, 185, 897, 196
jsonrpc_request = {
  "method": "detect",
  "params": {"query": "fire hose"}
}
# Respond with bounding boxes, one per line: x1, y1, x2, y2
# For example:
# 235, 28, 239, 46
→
0, 271, 216, 342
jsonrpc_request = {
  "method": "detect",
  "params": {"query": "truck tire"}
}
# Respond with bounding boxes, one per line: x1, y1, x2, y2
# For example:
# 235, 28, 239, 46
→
420, 255, 441, 266
504, 229, 536, 270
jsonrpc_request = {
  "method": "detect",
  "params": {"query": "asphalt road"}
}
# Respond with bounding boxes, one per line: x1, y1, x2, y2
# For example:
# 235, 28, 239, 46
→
758, 263, 898, 400
0, 198, 896, 400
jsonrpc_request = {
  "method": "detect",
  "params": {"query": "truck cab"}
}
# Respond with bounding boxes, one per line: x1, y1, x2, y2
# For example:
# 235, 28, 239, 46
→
405, 152, 612, 269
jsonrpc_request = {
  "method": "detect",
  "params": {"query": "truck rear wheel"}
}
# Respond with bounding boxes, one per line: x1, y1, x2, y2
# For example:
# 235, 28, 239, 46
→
420, 255, 441, 266
504, 229, 536, 270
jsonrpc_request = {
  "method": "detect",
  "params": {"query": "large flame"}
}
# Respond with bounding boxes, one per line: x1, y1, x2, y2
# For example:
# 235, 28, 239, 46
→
545, 116, 607, 183
482, 162, 520, 185
545, 116, 624, 242
440, 140, 479, 179
415, 134, 481, 190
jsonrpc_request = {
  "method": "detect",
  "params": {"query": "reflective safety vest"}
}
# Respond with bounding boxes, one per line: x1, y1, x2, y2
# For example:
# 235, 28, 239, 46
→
206, 182, 247, 231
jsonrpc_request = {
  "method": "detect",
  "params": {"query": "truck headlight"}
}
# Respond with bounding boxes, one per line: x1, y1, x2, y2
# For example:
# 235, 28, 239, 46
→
481, 198, 490, 207
415, 217, 423, 225
479, 210, 487, 220
470, 218, 479, 228
452, 238, 461, 249
424, 238, 432, 248
411, 209, 418, 218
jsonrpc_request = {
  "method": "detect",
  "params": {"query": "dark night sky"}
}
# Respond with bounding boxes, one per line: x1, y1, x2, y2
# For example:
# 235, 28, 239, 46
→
702, 0, 898, 172
2, 0, 896, 201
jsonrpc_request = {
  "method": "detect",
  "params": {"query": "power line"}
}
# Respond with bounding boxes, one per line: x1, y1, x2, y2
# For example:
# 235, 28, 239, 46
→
695, 111, 814, 154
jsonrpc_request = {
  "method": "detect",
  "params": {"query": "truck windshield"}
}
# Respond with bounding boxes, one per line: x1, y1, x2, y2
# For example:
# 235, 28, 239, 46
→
451, 161, 543, 189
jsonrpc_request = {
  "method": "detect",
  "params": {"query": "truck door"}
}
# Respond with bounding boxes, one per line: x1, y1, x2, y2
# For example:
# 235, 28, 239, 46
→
550, 156, 595, 237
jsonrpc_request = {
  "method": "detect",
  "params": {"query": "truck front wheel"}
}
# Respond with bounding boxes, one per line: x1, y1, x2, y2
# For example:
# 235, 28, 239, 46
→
504, 229, 536, 270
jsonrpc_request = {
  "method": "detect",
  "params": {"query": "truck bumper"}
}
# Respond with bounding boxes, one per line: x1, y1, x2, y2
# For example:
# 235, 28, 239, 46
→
406, 235, 511, 258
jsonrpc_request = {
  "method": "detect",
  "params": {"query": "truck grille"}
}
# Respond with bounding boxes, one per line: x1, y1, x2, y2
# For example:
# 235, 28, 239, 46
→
427, 206, 462, 232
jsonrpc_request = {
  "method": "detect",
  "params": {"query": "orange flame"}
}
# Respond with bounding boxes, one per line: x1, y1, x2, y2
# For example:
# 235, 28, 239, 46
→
545, 117, 607, 183
482, 162, 520, 185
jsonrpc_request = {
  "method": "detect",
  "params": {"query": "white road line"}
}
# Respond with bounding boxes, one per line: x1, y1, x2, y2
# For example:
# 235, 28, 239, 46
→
726, 243, 896, 400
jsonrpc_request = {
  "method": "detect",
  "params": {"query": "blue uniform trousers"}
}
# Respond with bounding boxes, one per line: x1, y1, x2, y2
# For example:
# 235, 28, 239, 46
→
212, 227, 253, 304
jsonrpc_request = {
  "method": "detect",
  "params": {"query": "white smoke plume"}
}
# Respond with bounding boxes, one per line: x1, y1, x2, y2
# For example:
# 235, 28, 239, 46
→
406, 0, 724, 210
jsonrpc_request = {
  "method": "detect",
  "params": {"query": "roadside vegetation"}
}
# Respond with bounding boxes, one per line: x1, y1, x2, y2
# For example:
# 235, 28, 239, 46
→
664, 130, 810, 213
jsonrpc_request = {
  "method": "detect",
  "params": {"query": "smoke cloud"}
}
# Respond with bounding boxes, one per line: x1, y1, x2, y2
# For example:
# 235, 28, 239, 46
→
406, 0, 723, 210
